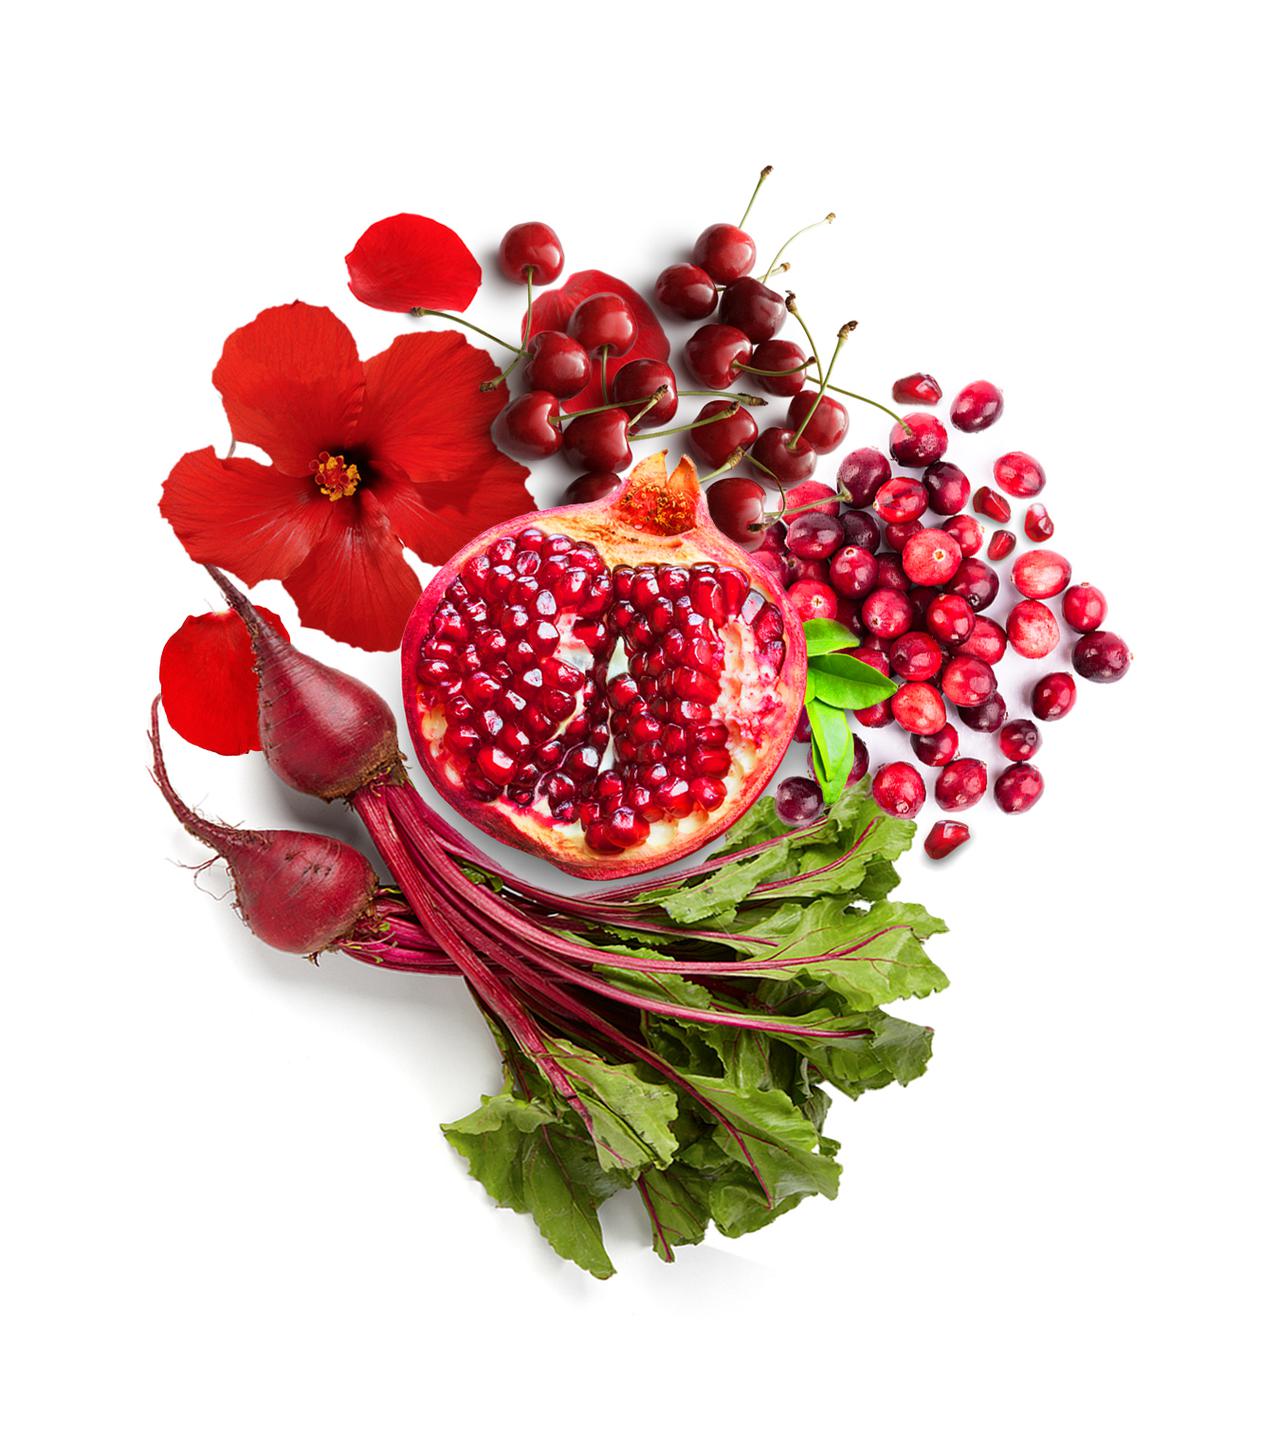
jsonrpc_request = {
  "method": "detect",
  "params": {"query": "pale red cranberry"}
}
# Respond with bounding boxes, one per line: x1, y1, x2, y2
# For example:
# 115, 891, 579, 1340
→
925, 592, 975, 646
892, 682, 947, 735
924, 820, 970, 860
950, 380, 1003, 433
912, 723, 960, 767
956, 617, 1008, 664
936, 757, 988, 810
787, 580, 839, 621
995, 762, 1044, 813
862, 587, 914, 639
875, 476, 929, 524
872, 761, 927, 817
940, 656, 997, 707
941, 513, 984, 557
1062, 583, 1107, 633
901, 528, 962, 586
1012, 549, 1071, 599
1032, 671, 1077, 720
855, 700, 893, 728
889, 630, 944, 681
1006, 599, 1061, 659
993, 451, 1045, 497
999, 719, 1041, 760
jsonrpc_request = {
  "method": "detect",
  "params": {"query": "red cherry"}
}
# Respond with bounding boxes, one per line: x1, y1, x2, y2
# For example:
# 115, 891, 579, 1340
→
752, 426, 816, 484
950, 379, 1004, 433
567, 292, 638, 358
611, 358, 678, 426
684, 323, 752, 389
718, 277, 786, 342
692, 223, 756, 284
497, 222, 564, 285
786, 390, 848, 455
493, 391, 561, 460
749, 338, 810, 397
706, 477, 768, 550
889, 412, 948, 466
562, 471, 621, 504
654, 263, 718, 320
562, 408, 632, 472
522, 330, 590, 399
689, 401, 759, 468
892, 372, 943, 405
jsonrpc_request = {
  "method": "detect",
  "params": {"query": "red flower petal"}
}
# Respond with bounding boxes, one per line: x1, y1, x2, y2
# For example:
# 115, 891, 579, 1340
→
212, 303, 365, 476
346, 214, 482, 313
160, 447, 333, 587
524, 270, 670, 413
283, 492, 423, 652
159, 606, 289, 755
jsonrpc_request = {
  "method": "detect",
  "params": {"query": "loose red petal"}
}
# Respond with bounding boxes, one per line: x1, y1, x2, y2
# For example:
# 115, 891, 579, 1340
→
160, 447, 333, 587
283, 492, 423, 652
159, 606, 289, 755
525, 270, 669, 413
346, 214, 482, 313
212, 303, 365, 476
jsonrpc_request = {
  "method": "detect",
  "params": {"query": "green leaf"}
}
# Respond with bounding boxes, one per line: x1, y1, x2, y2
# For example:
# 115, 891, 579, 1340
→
546, 1039, 681, 1174
638, 1165, 710, 1260
808, 698, 851, 780
808, 655, 898, 710
803, 618, 860, 655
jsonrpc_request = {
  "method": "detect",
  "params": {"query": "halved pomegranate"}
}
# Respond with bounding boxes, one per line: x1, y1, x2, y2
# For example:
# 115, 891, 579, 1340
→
401, 452, 806, 878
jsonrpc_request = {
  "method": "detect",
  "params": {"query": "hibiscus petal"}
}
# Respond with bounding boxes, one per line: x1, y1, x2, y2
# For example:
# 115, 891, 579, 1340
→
524, 270, 670, 413
159, 606, 289, 755
346, 214, 482, 313
212, 303, 365, 476
283, 492, 423, 652
377, 459, 534, 566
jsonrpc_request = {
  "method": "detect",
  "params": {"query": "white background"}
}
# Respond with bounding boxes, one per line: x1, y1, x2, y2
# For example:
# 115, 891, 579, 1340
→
4, 3, 1277, 1444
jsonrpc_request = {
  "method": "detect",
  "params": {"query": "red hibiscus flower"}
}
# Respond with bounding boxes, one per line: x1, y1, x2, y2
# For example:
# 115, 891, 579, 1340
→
160, 303, 530, 651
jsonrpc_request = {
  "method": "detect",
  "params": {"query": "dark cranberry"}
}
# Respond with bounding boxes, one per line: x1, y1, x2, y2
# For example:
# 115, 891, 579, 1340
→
493, 390, 561, 460
752, 426, 817, 484
689, 401, 758, 468
987, 529, 1016, 561
707, 477, 768, 550
692, 223, 756, 284
861, 587, 914, 639
567, 292, 637, 358
973, 486, 1012, 523
885, 520, 924, 552
654, 263, 718, 320
925, 592, 975, 646
941, 514, 984, 558
921, 461, 970, 516
562, 471, 620, 504
890, 630, 944, 681
998, 719, 1041, 761
749, 338, 810, 397
611, 358, 678, 426
875, 476, 929, 524
956, 616, 1007, 664
924, 820, 970, 860
718, 276, 786, 341
994, 763, 1044, 813
1024, 503, 1054, 542
840, 509, 881, 552
952, 558, 1000, 612
523, 330, 591, 399
889, 412, 948, 467
872, 761, 926, 818
793, 711, 812, 743
562, 408, 632, 472
787, 580, 839, 621
829, 545, 879, 599
847, 734, 870, 784
498, 222, 564, 284
1032, 671, 1077, 720
958, 692, 1008, 733
913, 723, 960, 767
1013, 549, 1071, 599
950, 379, 1004, 432
684, 323, 752, 389
1006, 600, 1060, 659
787, 511, 844, 559
936, 757, 988, 811
993, 451, 1045, 497
891, 681, 947, 735
786, 391, 849, 454
836, 448, 892, 507
775, 775, 824, 825
1062, 583, 1107, 633
787, 556, 829, 585
875, 553, 910, 591
893, 373, 943, 405
854, 700, 893, 728
908, 586, 935, 629
940, 656, 997, 707
1072, 630, 1131, 683
902, 528, 962, 586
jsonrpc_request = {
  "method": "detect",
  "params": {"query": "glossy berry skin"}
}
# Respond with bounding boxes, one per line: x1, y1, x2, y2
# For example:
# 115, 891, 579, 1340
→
1013, 549, 1071, 599
875, 554, 910, 592
907, 585, 934, 628
999, 719, 1041, 761
749, 339, 810, 397
1032, 671, 1077, 720
994, 763, 1044, 814
1072, 630, 1131, 682
893, 372, 943, 405
841, 510, 881, 552
787, 556, 829, 585
890, 630, 944, 681
611, 358, 678, 426
523, 330, 591, 399
692, 222, 756, 284
781, 482, 839, 519
890, 412, 948, 467
1024, 504, 1054, 542
787, 511, 844, 559
849, 643, 891, 677
925, 592, 975, 646
861, 587, 914, 640
706, 477, 768, 550
936, 757, 988, 811
1006, 599, 1060, 659
775, 775, 825, 826
956, 616, 1007, 664
846, 734, 870, 785
562, 408, 632, 472
786, 391, 849, 454
940, 656, 997, 707
562, 471, 621, 504
854, 700, 893, 729
568, 293, 638, 358
718, 277, 786, 341
829, 545, 879, 599
924, 820, 970, 860
942, 514, 984, 558
493, 390, 561, 460
752, 426, 816, 484
994, 451, 1045, 497
872, 761, 926, 819
689, 401, 758, 467
902, 528, 962, 586
1062, 583, 1107, 633
654, 263, 718, 319
875, 477, 929, 525
922, 461, 970, 516
988, 529, 1016, 561
498, 222, 564, 284
892, 681, 947, 735
952, 559, 1000, 612
836, 448, 892, 507
885, 520, 923, 552
950, 379, 1004, 433
958, 692, 1008, 733
973, 487, 1012, 523
912, 723, 960, 768
787, 580, 839, 621
684, 323, 752, 389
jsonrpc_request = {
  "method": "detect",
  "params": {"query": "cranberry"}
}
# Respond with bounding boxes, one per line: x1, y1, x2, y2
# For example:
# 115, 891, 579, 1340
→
875, 553, 910, 591
567, 292, 638, 358
993, 451, 1045, 497
689, 401, 758, 468
999, 719, 1041, 761
836, 448, 892, 507
753, 426, 817, 484
684, 324, 752, 389
498, 222, 564, 285
924, 820, 970, 860
787, 511, 844, 559
958, 692, 1007, 733
707, 477, 768, 549
952, 558, 1000, 612
901, 528, 962, 586
950, 379, 1004, 433
875, 477, 929, 524
562, 471, 621, 504
1072, 630, 1131, 683
940, 656, 997, 707
786, 556, 830, 586
849, 643, 891, 676
889, 412, 948, 467
890, 630, 944, 681
692, 222, 756, 284
787, 580, 839, 621
829, 545, 879, 599
925, 592, 975, 646
956, 616, 1008, 664
1012, 549, 1071, 599
892, 681, 947, 735
1031, 671, 1077, 720
1024, 503, 1054, 542
841, 509, 881, 552
922, 461, 971, 516
793, 711, 812, 743
912, 723, 960, 768
718, 276, 786, 342
1062, 583, 1107, 633
612, 358, 678, 426
749, 339, 811, 397
782, 482, 839, 519
885, 520, 924, 552
941, 514, 984, 558
862, 587, 914, 640
936, 757, 988, 810
872, 761, 926, 818
846, 734, 870, 784
854, 700, 893, 728
654, 263, 718, 320
1006, 599, 1060, 659
973, 487, 1012, 523
994, 763, 1044, 814
987, 529, 1016, 561
893, 372, 943, 405
907, 585, 935, 628
786, 391, 849, 454
775, 775, 824, 826
562, 408, 632, 472
494, 390, 561, 460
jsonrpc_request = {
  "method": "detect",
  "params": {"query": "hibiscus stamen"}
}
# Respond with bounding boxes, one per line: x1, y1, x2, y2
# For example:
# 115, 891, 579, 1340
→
313, 452, 361, 501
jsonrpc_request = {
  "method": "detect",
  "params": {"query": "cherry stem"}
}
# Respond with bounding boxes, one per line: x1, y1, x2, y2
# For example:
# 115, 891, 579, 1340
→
738, 164, 773, 228
623, 385, 670, 433
734, 356, 814, 378
632, 406, 735, 441
788, 320, 857, 450
555, 395, 640, 424
747, 452, 779, 481
803, 375, 907, 429
410, 309, 524, 355
480, 272, 533, 391
599, 346, 610, 403
762, 213, 835, 280
785, 293, 826, 385
699, 447, 747, 485
683, 388, 767, 406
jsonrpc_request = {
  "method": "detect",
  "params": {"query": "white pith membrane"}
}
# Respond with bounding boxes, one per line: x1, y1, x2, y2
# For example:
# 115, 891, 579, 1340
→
410, 521, 796, 867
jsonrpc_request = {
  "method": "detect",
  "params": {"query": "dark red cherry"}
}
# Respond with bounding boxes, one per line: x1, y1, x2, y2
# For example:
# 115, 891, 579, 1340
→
692, 223, 756, 284
950, 379, 1004, 433
654, 262, 718, 320
689, 401, 759, 468
718, 277, 786, 342
892, 372, 942, 405
567, 292, 638, 358
562, 471, 621, 504
497, 222, 564, 285
889, 412, 948, 466
493, 391, 561, 460
707, 477, 769, 549
684, 323, 752, 389
752, 426, 816, 484
522, 330, 591, 399
785, 390, 849, 455
749, 338, 810, 396
562, 408, 632, 472
611, 358, 678, 426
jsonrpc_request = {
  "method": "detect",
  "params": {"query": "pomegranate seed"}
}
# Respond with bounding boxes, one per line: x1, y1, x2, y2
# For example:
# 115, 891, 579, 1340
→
889, 413, 948, 467
973, 487, 1012, 523
1024, 503, 1054, 542
921, 461, 971, 516
925, 592, 975, 646
775, 776, 824, 825
889, 630, 944, 681
836, 448, 892, 508
941, 513, 984, 558
872, 761, 926, 818
1072, 630, 1131, 682
940, 656, 997, 707
1012, 549, 1071, 599
912, 724, 960, 768
1006, 599, 1061, 659
1062, 583, 1107, 633
936, 757, 988, 811
893, 373, 943, 405
993, 451, 1045, 497
950, 380, 1003, 433
892, 682, 947, 735
988, 529, 1016, 561
998, 719, 1041, 761
924, 820, 970, 860
1032, 671, 1077, 720
958, 692, 1008, 733
994, 763, 1044, 814
902, 528, 962, 586
875, 477, 929, 524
